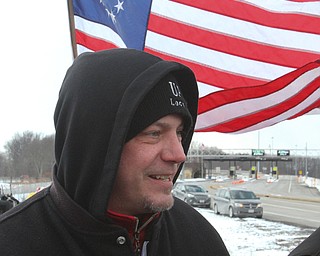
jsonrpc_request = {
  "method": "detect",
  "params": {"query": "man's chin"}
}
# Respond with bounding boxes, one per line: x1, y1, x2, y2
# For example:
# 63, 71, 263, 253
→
143, 196, 174, 213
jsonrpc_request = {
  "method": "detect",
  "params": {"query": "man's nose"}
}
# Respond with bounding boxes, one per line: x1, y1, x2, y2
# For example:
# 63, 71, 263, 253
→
161, 136, 186, 163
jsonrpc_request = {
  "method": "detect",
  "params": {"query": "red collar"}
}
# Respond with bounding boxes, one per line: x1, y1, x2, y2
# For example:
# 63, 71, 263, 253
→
107, 210, 160, 253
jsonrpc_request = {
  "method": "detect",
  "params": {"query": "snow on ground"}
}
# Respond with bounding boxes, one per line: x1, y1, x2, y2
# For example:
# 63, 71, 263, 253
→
198, 208, 315, 256
2, 181, 316, 255
1, 181, 51, 201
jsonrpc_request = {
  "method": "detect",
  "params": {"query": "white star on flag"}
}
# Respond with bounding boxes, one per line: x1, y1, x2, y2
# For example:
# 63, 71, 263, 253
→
114, 0, 124, 14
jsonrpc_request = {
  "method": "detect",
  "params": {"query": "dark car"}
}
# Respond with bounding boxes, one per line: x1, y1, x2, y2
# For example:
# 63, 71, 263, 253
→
213, 188, 263, 218
0, 194, 19, 214
172, 183, 211, 208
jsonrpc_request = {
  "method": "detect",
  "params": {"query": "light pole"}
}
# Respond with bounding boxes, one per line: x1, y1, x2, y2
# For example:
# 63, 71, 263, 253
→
305, 143, 308, 179
270, 137, 274, 176
257, 131, 260, 178
295, 144, 297, 176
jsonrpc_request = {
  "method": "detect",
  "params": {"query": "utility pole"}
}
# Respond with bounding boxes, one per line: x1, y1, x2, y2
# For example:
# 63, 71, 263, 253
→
257, 131, 260, 179
305, 143, 308, 179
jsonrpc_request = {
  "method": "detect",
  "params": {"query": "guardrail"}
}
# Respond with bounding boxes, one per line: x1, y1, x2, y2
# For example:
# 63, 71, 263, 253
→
305, 177, 320, 192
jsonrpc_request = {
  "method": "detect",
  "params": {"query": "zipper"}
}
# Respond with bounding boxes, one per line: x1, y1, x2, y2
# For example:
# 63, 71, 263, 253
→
134, 218, 141, 256
133, 213, 158, 256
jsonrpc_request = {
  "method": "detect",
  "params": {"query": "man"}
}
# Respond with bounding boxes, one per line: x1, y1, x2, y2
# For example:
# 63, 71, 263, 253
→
0, 194, 13, 214
0, 49, 229, 255
289, 227, 320, 256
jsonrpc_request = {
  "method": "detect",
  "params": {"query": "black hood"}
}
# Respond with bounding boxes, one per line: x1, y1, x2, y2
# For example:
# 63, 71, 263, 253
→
53, 49, 198, 220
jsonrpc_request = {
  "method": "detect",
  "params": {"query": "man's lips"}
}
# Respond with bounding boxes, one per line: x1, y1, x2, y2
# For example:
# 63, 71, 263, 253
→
149, 175, 172, 182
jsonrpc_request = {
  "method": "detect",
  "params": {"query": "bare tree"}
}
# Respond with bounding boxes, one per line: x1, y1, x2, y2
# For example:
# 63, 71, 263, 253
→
0, 152, 10, 177
4, 132, 54, 179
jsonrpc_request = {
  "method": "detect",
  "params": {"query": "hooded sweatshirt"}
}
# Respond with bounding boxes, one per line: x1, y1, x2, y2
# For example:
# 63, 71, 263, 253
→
289, 226, 320, 256
0, 49, 229, 256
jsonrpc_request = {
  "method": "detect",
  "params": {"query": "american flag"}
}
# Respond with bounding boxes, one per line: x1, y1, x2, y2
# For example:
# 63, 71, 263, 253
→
69, 0, 320, 133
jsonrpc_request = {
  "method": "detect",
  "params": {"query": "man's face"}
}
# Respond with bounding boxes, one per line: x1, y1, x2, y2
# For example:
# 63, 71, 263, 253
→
108, 114, 187, 215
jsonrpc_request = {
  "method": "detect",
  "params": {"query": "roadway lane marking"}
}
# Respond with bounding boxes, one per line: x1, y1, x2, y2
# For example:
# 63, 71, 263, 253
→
263, 203, 320, 214
264, 211, 320, 224
262, 200, 320, 208
288, 175, 292, 193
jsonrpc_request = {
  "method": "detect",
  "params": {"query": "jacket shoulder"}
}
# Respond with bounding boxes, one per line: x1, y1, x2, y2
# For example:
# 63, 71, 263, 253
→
154, 197, 230, 255
289, 226, 320, 256
169, 198, 218, 231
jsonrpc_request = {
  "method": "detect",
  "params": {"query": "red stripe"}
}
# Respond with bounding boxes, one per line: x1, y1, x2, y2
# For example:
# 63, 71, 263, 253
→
145, 48, 265, 89
198, 61, 320, 114
148, 14, 319, 69
197, 76, 320, 132
75, 30, 118, 51
289, 99, 320, 119
172, 0, 320, 34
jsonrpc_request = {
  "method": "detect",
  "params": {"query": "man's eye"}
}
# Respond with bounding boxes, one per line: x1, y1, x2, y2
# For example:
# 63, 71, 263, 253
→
145, 130, 161, 138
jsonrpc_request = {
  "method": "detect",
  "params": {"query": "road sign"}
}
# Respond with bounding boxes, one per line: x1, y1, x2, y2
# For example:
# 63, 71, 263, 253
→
252, 149, 265, 156
277, 150, 290, 156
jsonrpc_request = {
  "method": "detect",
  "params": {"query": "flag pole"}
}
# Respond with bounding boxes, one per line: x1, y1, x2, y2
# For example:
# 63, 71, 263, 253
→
67, 0, 78, 59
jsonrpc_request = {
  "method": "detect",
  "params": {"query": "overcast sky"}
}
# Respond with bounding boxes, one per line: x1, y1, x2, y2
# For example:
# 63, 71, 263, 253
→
0, 1, 319, 156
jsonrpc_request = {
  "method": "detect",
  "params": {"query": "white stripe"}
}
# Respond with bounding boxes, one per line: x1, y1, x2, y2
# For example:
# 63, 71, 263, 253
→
77, 45, 93, 55
151, 0, 320, 53
145, 31, 293, 80
307, 108, 320, 115
74, 16, 126, 48
195, 66, 320, 129
241, 0, 320, 16
234, 88, 320, 133
198, 82, 222, 98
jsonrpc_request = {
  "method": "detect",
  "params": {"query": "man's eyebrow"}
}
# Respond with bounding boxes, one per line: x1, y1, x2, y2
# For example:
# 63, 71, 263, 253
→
151, 120, 184, 129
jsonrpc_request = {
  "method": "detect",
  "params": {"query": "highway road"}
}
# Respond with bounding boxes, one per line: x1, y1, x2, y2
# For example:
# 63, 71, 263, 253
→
243, 175, 320, 228
198, 175, 320, 229
262, 197, 320, 228
4, 176, 320, 229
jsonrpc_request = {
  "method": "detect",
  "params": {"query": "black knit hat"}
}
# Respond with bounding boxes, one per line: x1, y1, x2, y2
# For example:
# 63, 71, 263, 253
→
126, 73, 192, 141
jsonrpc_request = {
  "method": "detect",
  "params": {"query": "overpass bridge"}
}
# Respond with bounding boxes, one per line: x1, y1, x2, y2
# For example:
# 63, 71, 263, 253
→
184, 154, 294, 180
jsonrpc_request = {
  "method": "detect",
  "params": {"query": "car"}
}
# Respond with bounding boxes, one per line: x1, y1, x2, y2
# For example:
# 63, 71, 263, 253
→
213, 188, 263, 218
267, 176, 278, 183
215, 176, 225, 182
172, 182, 211, 208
